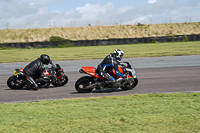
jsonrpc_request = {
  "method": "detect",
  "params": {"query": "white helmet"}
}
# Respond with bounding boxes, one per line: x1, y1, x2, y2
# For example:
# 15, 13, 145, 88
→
113, 49, 124, 61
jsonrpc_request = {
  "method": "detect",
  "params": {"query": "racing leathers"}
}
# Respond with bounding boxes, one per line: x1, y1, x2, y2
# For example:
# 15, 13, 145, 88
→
23, 58, 48, 90
97, 53, 126, 83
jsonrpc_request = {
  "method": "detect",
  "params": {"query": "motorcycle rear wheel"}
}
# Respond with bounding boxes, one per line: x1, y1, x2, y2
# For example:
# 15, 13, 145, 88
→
121, 77, 138, 90
75, 76, 95, 93
7, 75, 25, 89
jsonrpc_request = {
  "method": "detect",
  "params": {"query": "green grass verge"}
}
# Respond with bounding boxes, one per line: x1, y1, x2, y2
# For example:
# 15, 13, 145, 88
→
0, 41, 200, 63
0, 93, 200, 133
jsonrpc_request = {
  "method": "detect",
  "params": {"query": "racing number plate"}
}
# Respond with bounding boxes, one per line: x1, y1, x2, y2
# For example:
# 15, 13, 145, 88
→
14, 71, 18, 76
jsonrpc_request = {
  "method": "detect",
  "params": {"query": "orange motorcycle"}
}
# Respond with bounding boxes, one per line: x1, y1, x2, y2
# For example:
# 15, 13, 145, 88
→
75, 62, 138, 93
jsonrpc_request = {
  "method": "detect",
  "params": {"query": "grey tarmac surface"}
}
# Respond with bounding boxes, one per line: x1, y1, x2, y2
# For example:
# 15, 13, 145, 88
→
0, 55, 200, 103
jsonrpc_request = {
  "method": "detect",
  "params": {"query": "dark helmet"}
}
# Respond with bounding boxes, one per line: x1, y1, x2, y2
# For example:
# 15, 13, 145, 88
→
113, 49, 124, 61
40, 54, 50, 65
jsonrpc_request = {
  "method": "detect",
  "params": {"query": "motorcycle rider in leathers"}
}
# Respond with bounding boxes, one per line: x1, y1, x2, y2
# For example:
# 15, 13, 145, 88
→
23, 54, 51, 90
97, 49, 128, 87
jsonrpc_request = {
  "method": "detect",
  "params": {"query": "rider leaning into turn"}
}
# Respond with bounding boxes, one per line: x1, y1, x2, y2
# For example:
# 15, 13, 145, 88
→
97, 49, 128, 87
23, 54, 51, 90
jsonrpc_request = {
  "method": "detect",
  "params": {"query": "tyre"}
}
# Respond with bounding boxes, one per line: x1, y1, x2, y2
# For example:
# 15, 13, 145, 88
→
121, 77, 138, 90
75, 76, 95, 93
7, 75, 25, 89
52, 74, 68, 87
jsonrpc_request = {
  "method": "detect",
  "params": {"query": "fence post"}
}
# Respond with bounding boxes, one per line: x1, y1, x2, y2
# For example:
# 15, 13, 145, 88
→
6, 22, 9, 29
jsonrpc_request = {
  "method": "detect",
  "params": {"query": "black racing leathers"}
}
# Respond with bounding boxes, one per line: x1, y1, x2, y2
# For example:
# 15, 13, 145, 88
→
24, 58, 46, 90
97, 53, 124, 81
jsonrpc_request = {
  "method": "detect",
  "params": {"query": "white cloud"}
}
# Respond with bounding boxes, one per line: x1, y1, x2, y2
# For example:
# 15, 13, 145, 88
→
118, 6, 135, 13
75, 2, 113, 20
0, 0, 200, 29
148, 0, 157, 4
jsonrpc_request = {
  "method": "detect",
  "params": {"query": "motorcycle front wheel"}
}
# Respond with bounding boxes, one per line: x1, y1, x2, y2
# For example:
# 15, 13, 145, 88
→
75, 76, 95, 93
7, 75, 25, 89
121, 77, 138, 90
52, 74, 68, 87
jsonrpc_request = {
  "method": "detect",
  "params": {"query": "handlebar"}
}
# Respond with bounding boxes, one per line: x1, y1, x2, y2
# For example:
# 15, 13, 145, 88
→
120, 62, 132, 68
50, 60, 56, 69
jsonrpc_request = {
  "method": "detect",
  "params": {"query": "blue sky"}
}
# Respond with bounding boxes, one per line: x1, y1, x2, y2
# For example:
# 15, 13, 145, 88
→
0, 0, 199, 29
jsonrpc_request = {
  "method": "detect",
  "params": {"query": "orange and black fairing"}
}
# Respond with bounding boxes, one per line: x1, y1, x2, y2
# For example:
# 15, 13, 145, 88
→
80, 66, 130, 80
109, 67, 124, 78
19, 68, 24, 72
44, 66, 50, 76
14, 68, 24, 76
109, 67, 131, 78
80, 66, 105, 80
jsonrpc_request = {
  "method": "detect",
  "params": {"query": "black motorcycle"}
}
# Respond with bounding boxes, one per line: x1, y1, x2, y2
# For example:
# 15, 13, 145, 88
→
7, 61, 68, 90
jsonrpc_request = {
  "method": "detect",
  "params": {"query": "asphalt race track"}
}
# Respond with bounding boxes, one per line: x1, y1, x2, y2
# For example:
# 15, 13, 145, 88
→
0, 55, 200, 104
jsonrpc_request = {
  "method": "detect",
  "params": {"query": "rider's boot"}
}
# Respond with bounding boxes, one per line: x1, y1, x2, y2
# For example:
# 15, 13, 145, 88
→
27, 76, 39, 91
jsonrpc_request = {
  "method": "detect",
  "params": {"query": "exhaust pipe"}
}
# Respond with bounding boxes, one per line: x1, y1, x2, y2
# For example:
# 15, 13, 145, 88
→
85, 82, 100, 89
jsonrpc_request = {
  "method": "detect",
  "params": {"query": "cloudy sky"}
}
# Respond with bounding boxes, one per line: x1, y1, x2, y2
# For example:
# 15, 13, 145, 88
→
0, 0, 200, 29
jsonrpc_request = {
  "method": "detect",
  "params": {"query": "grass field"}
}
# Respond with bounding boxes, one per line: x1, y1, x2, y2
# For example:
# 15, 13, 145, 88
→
0, 22, 200, 43
1, 40, 200, 132
0, 93, 200, 133
0, 41, 200, 63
